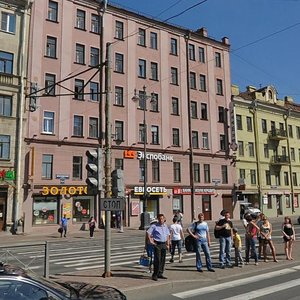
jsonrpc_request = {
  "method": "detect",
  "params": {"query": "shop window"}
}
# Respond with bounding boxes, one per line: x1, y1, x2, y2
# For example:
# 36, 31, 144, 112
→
33, 196, 58, 225
172, 196, 183, 214
73, 197, 94, 222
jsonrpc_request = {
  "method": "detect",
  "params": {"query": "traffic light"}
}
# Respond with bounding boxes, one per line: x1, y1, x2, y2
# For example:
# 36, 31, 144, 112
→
111, 169, 125, 198
29, 82, 38, 112
86, 148, 103, 195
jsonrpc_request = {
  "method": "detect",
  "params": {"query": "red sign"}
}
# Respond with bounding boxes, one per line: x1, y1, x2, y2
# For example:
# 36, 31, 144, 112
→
131, 200, 140, 216
173, 187, 215, 195
82, 209, 87, 215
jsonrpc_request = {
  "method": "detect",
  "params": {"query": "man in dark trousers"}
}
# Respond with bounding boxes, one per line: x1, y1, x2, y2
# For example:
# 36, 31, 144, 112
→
147, 214, 170, 281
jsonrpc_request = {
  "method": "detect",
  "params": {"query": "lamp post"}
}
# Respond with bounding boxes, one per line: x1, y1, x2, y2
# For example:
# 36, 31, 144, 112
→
132, 86, 154, 230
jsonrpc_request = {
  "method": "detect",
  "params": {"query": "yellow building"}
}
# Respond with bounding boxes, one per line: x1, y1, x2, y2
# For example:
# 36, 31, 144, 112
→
231, 85, 300, 218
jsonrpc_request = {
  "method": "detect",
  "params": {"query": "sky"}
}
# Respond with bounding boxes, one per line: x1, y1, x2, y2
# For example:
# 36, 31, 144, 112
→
110, 0, 300, 102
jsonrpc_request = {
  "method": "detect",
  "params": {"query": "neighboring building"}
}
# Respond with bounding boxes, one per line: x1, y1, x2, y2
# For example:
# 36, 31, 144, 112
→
0, 0, 31, 231
231, 85, 300, 218
23, 0, 235, 233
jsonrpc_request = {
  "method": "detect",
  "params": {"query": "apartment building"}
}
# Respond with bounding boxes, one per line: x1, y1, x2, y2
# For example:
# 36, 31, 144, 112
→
23, 0, 235, 233
0, 0, 31, 232
232, 85, 300, 218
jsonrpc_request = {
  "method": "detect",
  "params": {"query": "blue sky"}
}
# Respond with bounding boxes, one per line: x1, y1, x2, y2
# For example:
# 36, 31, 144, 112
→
110, 0, 300, 102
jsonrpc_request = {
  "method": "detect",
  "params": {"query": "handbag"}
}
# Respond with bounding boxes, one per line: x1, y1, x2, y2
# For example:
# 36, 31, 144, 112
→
139, 250, 150, 267
185, 234, 196, 252
58, 227, 63, 233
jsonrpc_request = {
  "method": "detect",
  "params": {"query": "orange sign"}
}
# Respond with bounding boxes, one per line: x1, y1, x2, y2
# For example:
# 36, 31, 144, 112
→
124, 150, 136, 159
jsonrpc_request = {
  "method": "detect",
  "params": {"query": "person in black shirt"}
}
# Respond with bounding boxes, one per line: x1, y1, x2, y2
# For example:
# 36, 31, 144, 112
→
215, 211, 233, 268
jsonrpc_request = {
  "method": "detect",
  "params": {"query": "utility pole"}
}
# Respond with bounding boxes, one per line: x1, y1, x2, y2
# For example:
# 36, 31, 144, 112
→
102, 42, 112, 278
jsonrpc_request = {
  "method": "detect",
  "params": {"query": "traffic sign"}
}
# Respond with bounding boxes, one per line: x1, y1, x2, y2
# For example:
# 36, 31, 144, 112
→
100, 198, 125, 211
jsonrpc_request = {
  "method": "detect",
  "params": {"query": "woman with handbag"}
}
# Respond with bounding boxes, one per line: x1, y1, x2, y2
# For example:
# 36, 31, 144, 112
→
88, 216, 96, 238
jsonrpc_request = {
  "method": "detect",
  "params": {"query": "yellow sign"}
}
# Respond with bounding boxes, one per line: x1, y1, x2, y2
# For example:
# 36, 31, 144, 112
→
63, 203, 72, 219
42, 186, 88, 196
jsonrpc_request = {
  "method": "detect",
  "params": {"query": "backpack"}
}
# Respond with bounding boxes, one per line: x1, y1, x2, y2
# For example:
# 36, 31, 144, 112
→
214, 224, 221, 239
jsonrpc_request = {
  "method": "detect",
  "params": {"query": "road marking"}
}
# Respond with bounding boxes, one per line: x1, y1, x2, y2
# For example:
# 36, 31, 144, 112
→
173, 266, 300, 299
222, 278, 300, 300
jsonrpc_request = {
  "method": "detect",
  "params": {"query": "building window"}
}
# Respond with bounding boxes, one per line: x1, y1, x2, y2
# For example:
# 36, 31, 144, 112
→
171, 67, 178, 85
152, 160, 160, 182
291, 148, 295, 161
190, 72, 196, 89
115, 53, 124, 73
261, 119, 267, 133
115, 121, 124, 141
266, 170, 271, 185
1, 12, 16, 33
238, 141, 244, 156
115, 86, 123, 106
191, 101, 197, 118
76, 9, 85, 30
89, 117, 98, 138
172, 128, 180, 146
218, 106, 225, 123
91, 14, 99, 33
173, 162, 181, 182
139, 159, 145, 181
236, 114, 242, 130
221, 165, 228, 184
194, 163, 200, 183
288, 125, 293, 138
198, 47, 205, 62
0, 51, 13, 74
199, 74, 206, 91
220, 134, 226, 151
215, 52, 222, 67
293, 172, 298, 186
282, 146, 287, 156
139, 124, 145, 143
202, 132, 209, 149
264, 144, 269, 158
74, 79, 84, 100
246, 116, 253, 131
151, 62, 158, 80
73, 115, 83, 136
239, 169, 245, 180
172, 97, 179, 115
138, 59, 146, 78
0, 95, 12, 116
284, 172, 289, 186
275, 172, 281, 186
271, 121, 276, 131
90, 82, 98, 101
90, 47, 99, 66
216, 79, 223, 95
204, 164, 210, 183
47, 1, 58, 22
42, 154, 53, 179
170, 38, 178, 55
248, 142, 255, 157
75, 44, 85, 64
46, 36, 57, 58
188, 44, 195, 60
115, 158, 124, 170
250, 169, 256, 185
72, 156, 82, 180
150, 32, 157, 49
151, 125, 159, 144
138, 90, 146, 110
45, 73, 56, 96
43, 111, 54, 134
150, 93, 159, 112
115, 21, 123, 39
201, 103, 208, 120
138, 28, 146, 46
33, 197, 58, 224
192, 131, 199, 148
296, 126, 300, 139
0, 135, 10, 159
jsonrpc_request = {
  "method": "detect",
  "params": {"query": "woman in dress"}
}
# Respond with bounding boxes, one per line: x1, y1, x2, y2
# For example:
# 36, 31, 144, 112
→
88, 216, 96, 238
282, 216, 296, 260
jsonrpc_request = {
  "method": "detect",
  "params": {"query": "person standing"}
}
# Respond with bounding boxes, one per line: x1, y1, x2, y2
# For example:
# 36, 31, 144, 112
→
215, 211, 233, 268
282, 216, 296, 260
187, 213, 215, 273
169, 216, 184, 263
245, 214, 259, 265
147, 214, 170, 281
60, 214, 68, 238
233, 228, 244, 267
88, 216, 96, 238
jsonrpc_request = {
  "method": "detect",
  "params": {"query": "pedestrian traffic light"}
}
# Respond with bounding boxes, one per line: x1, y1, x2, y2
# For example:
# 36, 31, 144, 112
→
29, 82, 38, 112
86, 148, 103, 195
111, 169, 125, 198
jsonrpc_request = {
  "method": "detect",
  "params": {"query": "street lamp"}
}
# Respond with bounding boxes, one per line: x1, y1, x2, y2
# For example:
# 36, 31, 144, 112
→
132, 85, 155, 230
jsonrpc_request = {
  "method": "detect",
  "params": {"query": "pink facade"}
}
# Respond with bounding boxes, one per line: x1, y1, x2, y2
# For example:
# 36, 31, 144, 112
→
24, 0, 236, 233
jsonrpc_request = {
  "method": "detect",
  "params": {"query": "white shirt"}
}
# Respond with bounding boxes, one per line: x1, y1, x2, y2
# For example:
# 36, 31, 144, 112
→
170, 223, 183, 241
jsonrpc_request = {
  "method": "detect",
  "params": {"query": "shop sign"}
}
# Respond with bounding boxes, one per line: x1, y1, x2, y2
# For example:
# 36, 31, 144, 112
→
124, 150, 173, 162
173, 187, 215, 195
41, 186, 88, 196
0, 169, 15, 181
63, 203, 72, 219
131, 200, 140, 216
133, 186, 167, 195
56, 174, 70, 179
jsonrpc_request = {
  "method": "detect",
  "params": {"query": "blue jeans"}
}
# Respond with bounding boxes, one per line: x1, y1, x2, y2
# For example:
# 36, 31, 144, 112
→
195, 238, 213, 270
219, 236, 232, 266
245, 237, 258, 263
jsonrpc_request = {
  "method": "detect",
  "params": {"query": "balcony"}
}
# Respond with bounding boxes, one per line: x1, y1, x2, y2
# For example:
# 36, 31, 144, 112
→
268, 129, 287, 140
0, 73, 20, 87
270, 155, 290, 165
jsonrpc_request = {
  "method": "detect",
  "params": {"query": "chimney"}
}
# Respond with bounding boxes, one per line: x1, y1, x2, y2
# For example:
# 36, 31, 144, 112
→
246, 86, 256, 93
222, 37, 230, 45
231, 85, 240, 96
196, 27, 208, 37
284, 96, 294, 104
